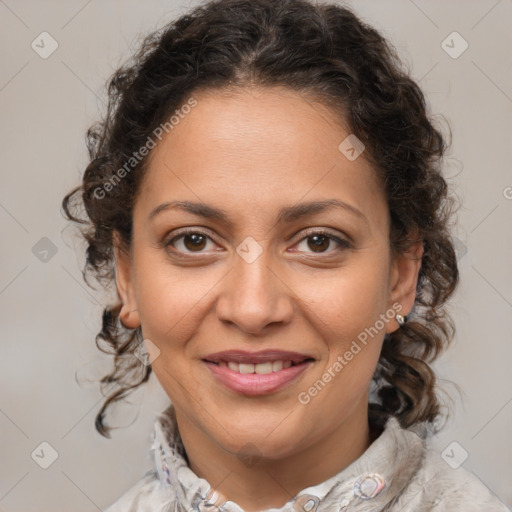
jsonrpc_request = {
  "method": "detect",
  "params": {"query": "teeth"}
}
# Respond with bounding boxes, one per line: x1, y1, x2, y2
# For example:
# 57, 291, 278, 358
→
272, 361, 283, 372
239, 363, 255, 374
219, 360, 298, 374
255, 362, 273, 374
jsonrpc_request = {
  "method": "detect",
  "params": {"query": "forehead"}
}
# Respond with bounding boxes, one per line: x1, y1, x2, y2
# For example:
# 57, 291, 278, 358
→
137, 86, 387, 232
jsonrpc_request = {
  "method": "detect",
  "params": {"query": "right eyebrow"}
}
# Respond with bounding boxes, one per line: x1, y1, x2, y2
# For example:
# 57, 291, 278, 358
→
148, 200, 229, 223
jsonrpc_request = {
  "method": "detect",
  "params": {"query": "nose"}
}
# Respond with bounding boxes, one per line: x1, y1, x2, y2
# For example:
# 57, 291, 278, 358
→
215, 247, 294, 335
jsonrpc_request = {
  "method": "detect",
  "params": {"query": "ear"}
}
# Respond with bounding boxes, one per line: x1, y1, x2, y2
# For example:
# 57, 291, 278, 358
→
113, 230, 141, 330
385, 237, 423, 334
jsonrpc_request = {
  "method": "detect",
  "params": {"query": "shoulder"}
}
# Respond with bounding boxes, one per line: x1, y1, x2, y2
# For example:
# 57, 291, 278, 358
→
103, 470, 176, 512
396, 446, 510, 511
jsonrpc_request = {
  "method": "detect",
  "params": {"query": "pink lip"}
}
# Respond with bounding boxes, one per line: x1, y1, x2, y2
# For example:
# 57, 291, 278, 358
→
202, 350, 314, 396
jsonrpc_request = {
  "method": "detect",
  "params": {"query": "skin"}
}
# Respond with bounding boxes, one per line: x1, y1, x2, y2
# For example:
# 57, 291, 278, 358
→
114, 86, 423, 511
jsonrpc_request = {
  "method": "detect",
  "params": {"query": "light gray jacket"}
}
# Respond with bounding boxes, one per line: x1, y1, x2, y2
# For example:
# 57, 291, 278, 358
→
104, 404, 509, 511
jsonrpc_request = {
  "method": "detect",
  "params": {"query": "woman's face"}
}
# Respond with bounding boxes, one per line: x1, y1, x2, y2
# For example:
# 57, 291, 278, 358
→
115, 86, 420, 460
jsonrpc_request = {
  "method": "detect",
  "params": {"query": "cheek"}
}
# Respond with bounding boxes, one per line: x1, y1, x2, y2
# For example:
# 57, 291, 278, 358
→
132, 259, 218, 406
294, 270, 388, 434
132, 252, 220, 350
292, 259, 391, 339
291, 256, 390, 399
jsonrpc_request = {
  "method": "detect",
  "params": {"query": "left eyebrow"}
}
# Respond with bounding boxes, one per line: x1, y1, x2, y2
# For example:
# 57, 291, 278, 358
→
276, 199, 368, 227
148, 198, 369, 227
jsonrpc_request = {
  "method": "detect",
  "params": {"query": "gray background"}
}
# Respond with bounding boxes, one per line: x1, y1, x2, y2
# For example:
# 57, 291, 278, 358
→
1, 0, 511, 510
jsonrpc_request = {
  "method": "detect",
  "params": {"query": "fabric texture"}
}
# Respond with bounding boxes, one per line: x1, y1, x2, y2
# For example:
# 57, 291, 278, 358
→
104, 404, 509, 512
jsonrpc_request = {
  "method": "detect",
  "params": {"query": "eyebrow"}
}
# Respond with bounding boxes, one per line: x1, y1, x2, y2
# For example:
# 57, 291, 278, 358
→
148, 199, 368, 226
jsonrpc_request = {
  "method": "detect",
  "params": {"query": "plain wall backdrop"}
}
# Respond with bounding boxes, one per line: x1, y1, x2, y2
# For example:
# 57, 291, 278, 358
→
1, 0, 511, 510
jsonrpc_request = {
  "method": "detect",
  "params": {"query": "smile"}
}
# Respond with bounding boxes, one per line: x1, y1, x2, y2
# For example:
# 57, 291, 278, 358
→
202, 350, 314, 395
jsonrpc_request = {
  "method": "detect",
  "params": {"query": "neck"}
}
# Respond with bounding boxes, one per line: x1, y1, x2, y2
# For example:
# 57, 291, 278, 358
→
175, 399, 372, 511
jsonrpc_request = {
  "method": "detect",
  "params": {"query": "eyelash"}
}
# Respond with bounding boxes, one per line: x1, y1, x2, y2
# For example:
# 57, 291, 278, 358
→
163, 227, 351, 257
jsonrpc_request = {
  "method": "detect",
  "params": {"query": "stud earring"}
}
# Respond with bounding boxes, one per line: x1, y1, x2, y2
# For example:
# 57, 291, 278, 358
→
396, 313, 406, 327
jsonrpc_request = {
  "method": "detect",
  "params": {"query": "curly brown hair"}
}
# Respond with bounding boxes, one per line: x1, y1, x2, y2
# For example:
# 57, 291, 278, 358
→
62, 0, 459, 438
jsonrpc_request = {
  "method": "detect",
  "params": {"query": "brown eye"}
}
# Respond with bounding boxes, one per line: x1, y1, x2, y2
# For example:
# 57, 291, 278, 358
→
166, 231, 215, 253
294, 230, 350, 255
182, 233, 207, 251
306, 234, 330, 253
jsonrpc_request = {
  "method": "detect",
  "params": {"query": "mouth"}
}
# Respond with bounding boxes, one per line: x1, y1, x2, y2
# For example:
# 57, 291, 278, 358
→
202, 350, 315, 395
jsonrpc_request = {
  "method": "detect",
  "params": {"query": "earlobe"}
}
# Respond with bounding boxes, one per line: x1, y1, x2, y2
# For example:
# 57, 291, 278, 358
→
113, 231, 141, 330
386, 239, 423, 333
119, 305, 140, 330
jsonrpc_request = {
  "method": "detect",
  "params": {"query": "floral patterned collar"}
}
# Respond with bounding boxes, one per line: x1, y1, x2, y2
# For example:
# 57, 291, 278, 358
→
151, 404, 430, 512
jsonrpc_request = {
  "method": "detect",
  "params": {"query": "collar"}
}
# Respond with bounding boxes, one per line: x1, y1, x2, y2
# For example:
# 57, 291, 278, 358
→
151, 404, 430, 512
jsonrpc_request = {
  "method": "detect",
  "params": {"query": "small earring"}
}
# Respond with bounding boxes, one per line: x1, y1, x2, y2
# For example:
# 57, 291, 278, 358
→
396, 314, 406, 327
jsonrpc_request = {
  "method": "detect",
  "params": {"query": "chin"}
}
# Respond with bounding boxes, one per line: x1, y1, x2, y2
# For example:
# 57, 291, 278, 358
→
214, 420, 309, 461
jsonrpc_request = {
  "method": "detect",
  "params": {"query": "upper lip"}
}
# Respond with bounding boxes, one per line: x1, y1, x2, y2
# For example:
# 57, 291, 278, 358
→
203, 350, 314, 364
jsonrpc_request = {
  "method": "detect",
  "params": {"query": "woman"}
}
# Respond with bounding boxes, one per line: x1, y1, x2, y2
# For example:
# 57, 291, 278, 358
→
61, 0, 509, 510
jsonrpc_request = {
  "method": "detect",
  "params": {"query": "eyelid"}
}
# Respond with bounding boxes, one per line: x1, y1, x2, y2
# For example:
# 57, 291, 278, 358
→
165, 226, 218, 242
293, 227, 351, 245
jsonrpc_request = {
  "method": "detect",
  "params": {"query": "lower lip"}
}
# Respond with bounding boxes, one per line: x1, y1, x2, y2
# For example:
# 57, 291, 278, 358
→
203, 361, 313, 395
